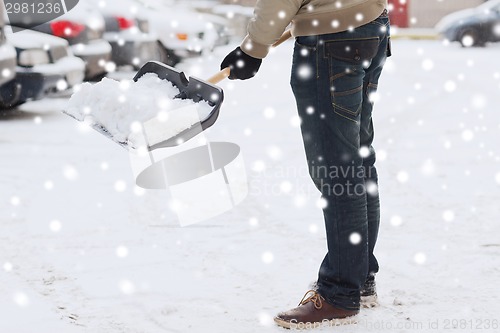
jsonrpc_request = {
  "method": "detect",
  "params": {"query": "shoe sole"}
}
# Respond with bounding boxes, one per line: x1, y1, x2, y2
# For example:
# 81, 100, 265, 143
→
361, 295, 379, 308
274, 315, 358, 330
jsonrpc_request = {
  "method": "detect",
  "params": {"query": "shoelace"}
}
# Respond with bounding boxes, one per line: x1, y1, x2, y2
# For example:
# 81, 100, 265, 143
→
298, 290, 324, 310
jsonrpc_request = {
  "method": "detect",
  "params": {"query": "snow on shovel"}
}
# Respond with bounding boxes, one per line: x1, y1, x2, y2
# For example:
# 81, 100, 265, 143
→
64, 64, 230, 151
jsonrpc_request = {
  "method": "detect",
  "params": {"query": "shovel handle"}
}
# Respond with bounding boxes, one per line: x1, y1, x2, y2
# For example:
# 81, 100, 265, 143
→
272, 29, 292, 47
207, 30, 292, 85
207, 67, 231, 85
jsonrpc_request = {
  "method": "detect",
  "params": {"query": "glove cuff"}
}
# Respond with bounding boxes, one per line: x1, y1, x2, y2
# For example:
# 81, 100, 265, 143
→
240, 35, 270, 59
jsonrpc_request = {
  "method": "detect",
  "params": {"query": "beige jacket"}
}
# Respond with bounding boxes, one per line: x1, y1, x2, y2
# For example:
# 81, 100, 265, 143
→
241, 0, 388, 59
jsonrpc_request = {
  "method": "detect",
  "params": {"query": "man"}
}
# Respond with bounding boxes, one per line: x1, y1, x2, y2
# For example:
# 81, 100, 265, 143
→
221, 0, 391, 329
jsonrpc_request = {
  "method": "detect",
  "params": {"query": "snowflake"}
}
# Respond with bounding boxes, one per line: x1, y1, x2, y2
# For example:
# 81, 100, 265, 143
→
119, 279, 135, 295
316, 197, 328, 209
105, 61, 116, 72
263, 107, 276, 119
413, 252, 426, 265
297, 64, 313, 80
359, 146, 370, 158
444, 80, 457, 93
1, 68, 11, 78
390, 215, 403, 227
56, 79, 68, 91
252, 160, 266, 172
3, 262, 13, 272
365, 181, 378, 196
114, 180, 127, 192
421, 159, 435, 176
349, 232, 361, 245
471, 94, 486, 109
13, 292, 30, 307
461, 129, 474, 142
249, 217, 259, 227
461, 35, 474, 47
134, 186, 145, 197
258, 312, 274, 327
266, 145, 283, 160
290, 115, 301, 127
442, 210, 455, 222
49, 220, 62, 232
63, 165, 79, 181
396, 171, 409, 183
261, 251, 274, 264
294, 195, 307, 207
280, 181, 293, 193
10, 196, 20, 206
129, 121, 142, 133
421, 59, 434, 71
377, 149, 387, 161
116, 246, 129, 258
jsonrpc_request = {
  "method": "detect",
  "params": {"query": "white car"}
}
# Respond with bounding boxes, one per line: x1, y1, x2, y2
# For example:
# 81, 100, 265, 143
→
0, 0, 19, 108
5, 27, 85, 105
88, 0, 161, 69
126, 0, 224, 65
27, 1, 112, 80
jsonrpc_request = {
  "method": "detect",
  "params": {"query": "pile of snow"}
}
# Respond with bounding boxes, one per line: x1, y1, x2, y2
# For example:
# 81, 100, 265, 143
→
65, 73, 213, 148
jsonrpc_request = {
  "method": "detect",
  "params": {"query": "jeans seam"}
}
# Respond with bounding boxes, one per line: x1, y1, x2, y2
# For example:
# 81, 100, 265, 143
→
333, 85, 363, 97
333, 102, 361, 115
333, 110, 360, 123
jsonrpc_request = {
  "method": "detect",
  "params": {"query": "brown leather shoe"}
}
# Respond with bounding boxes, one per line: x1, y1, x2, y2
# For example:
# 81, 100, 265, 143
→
274, 290, 359, 329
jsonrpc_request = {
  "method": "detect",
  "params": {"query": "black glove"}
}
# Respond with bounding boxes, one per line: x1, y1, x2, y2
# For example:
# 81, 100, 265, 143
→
220, 47, 262, 80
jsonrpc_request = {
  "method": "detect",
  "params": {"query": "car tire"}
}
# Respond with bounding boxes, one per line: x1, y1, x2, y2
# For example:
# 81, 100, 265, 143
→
0, 81, 23, 109
157, 42, 181, 67
458, 28, 484, 47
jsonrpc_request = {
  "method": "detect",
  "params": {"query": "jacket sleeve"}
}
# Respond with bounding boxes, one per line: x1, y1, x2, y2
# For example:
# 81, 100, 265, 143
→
240, 0, 302, 59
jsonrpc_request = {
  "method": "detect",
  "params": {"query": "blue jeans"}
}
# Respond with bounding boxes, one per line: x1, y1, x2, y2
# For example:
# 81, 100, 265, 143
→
290, 15, 390, 310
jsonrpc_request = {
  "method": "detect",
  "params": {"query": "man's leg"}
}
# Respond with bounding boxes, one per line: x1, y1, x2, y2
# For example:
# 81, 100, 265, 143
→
275, 16, 391, 327
361, 18, 390, 278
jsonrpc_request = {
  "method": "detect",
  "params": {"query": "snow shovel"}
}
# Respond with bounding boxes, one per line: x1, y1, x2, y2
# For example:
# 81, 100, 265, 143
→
130, 63, 230, 151
130, 29, 293, 151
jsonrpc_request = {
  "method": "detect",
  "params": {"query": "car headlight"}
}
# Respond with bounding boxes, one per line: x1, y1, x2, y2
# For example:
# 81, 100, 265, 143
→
18, 49, 50, 67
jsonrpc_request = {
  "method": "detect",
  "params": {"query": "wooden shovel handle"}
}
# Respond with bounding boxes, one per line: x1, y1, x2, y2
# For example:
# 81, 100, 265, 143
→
207, 67, 231, 85
209, 30, 292, 85
272, 29, 292, 47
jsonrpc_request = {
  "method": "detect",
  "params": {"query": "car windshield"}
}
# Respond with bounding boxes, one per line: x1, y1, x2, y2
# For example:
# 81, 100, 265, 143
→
478, 0, 500, 12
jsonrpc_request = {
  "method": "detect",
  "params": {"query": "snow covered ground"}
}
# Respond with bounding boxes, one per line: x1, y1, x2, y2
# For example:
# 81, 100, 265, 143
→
1, 39, 500, 332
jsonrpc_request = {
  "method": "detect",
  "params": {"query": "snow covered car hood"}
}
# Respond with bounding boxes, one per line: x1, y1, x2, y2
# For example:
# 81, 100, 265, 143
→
4, 26, 68, 49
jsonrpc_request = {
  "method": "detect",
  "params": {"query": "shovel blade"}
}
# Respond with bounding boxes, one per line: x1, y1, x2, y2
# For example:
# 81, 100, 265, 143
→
133, 61, 224, 150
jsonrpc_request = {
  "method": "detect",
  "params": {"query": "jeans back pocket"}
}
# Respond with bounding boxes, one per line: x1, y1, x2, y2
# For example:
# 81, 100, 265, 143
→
324, 38, 380, 122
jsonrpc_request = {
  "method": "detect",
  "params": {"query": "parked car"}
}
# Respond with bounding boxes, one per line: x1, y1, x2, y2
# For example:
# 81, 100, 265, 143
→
0, 0, 20, 109
88, 0, 161, 69
5, 26, 85, 105
436, 0, 500, 47
28, 1, 112, 80
128, 0, 223, 66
